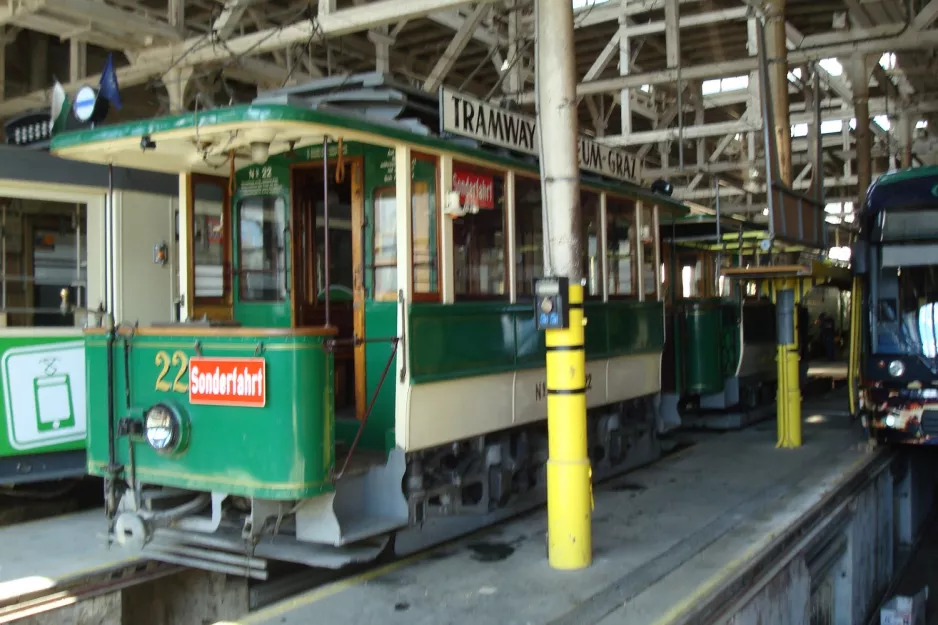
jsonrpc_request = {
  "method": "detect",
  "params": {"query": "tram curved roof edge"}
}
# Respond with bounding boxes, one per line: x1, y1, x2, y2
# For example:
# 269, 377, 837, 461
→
0, 144, 178, 196
49, 103, 690, 215
863, 164, 938, 216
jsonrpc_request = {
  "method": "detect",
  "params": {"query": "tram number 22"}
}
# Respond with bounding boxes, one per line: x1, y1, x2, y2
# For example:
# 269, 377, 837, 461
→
155, 350, 189, 393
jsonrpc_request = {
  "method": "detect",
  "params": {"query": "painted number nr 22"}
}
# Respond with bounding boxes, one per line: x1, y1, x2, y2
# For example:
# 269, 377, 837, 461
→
155, 350, 189, 393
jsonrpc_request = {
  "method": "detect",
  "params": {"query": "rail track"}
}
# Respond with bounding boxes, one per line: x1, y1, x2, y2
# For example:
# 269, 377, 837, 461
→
0, 560, 182, 624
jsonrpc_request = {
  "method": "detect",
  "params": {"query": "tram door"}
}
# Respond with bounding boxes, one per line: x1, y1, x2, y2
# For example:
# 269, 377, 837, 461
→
291, 161, 363, 421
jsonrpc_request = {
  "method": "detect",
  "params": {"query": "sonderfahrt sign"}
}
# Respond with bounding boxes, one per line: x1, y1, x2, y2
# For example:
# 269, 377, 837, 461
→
439, 88, 643, 183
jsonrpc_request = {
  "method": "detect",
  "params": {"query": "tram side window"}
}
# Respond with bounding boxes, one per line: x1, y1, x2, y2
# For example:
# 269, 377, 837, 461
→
514, 175, 542, 298
371, 187, 397, 301
237, 196, 287, 301
192, 180, 228, 300
372, 184, 438, 300
582, 190, 603, 297
412, 173, 439, 296
640, 205, 657, 298
606, 197, 637, 297
452, 166, 506, 298
191, 176, 231, 301
0, 198, 87, 327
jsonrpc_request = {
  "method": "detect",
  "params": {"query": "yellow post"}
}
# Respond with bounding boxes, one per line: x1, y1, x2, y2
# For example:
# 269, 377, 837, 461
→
545, 281, 592, 569
775, 286, 802, 448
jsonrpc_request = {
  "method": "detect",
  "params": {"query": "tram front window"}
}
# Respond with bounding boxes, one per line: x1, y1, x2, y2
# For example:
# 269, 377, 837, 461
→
237, 196, 287, 301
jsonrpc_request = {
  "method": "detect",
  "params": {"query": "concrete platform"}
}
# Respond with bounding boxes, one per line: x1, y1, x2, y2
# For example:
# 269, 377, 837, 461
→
232, 390, 872, 625
0, 507, 141, 600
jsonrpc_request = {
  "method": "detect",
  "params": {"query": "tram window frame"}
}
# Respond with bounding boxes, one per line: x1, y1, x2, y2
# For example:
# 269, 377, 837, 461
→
0, 197, 88, 328
235, 195, 288, 302
605, 195, 639, 299
640, 204, 658, 299
371, 185, 398, 302
514, 172, 543, 299
412, 152, 442, 302
370, 167, 443, 302
581, 188, 603, 299
187, 173, 232, 306
451, 161, 508, 301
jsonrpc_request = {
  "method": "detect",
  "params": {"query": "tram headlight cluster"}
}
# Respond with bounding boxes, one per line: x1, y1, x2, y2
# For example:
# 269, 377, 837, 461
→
884, 410, 910, 431
143, 404, 188, 454
887, 359, 906, 378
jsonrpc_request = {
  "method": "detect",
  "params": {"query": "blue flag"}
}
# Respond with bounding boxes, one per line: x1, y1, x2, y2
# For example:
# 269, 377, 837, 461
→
99, 53, 122, 110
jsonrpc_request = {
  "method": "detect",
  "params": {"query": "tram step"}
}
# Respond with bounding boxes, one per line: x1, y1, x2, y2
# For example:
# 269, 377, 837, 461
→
296, 448, 409, 546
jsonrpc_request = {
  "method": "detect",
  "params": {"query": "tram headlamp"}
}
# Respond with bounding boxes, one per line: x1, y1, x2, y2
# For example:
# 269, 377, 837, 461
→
888, 360, 906, 377
143, 404, 181, 453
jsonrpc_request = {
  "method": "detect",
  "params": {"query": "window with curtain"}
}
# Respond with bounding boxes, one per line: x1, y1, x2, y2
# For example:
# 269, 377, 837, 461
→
452, 165, 507, 298
606, 196, 637, 297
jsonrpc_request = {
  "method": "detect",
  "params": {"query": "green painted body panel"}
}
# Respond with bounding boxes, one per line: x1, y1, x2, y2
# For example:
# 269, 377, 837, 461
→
334, 301, 398, 454
683, 300, 727, 395
0, 334, 87, 458
408, 300, 664, 384
84, 332, 334, 499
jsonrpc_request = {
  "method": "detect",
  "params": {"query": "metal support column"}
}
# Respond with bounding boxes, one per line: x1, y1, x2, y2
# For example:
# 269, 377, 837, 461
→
775, 288, 801, 448
851, 54, 872, 204
899, 111, 913, 169
536, 0, 591, 570
765, 0, 791, 185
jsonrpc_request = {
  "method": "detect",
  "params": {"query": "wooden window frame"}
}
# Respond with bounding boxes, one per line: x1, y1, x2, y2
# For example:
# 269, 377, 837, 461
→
450, 160, 509, 301
411, 151, 443, 303
512, 170, 543, 301
605, 193, 640, 300
580, 187, 605, 301
289, 157, 363, 307
186, 172, 232, 307
371, 184, 398, 302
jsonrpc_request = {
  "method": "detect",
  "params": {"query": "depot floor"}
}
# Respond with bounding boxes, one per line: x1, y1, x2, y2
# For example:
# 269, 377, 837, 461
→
232, 390, 870, 625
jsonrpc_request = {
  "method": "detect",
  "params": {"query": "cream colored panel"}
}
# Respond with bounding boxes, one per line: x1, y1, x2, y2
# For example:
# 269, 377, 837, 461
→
513, 360, 608, 427
738, 343, 776, 378
85, 196, 106, 312
404, 372, 515, 452
115, 191, 176, 325
606, 352, 662, 402
404, 353, 663, 452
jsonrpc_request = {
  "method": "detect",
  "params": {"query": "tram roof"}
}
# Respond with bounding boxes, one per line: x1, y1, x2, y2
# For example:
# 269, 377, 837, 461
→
49, 74, 690, 216
0, 144, 177, 196
864, 165, 938, 216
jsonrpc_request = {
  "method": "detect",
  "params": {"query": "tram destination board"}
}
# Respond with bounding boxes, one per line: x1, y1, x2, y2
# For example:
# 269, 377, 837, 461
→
439, 88, 643, 183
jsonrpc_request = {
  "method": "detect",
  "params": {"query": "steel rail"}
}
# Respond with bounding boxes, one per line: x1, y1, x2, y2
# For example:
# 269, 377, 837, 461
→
0, 561, 182, 624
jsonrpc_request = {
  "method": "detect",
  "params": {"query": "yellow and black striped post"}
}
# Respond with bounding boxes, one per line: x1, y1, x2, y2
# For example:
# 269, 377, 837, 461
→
545, 281, 592, 569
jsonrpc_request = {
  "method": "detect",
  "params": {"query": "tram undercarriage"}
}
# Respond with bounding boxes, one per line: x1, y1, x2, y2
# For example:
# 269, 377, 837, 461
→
111, 395, 660, 579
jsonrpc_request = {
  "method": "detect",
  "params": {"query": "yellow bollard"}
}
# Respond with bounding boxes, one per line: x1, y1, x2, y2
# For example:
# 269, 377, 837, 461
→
545, 281, 592, 570
775, 289, 802, 448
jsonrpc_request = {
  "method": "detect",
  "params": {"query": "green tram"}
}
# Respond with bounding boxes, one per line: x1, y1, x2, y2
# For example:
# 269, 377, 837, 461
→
658, 215, 781, 430
51, 75, 696, 577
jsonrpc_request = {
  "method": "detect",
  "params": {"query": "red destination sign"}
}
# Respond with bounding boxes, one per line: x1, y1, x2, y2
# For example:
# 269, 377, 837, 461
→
452, 169, 495, 209
188, 357, 266, 407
